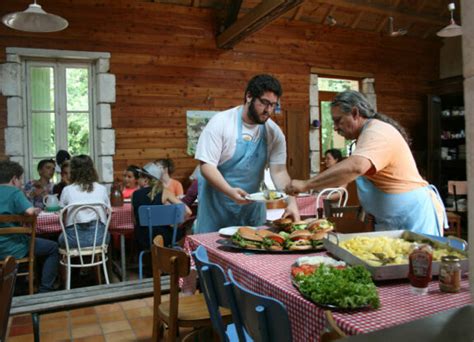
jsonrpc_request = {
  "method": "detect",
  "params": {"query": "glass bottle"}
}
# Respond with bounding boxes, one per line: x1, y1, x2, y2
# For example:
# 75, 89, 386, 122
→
439, 255, 461, 293
110, 180, 123, 207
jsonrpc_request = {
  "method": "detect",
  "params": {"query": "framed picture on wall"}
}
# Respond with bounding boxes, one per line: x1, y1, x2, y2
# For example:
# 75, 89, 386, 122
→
186, 110, 218, 156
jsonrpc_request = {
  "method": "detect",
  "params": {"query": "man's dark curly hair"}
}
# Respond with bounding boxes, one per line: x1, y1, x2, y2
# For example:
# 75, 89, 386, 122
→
243, 74, 282, 102
0, 160, 24, 183
70, 155, 99, 192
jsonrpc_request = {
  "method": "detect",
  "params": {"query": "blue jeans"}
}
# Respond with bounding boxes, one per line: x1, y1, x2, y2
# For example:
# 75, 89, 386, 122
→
58, 220, 109, 249
34, 238, 59, 293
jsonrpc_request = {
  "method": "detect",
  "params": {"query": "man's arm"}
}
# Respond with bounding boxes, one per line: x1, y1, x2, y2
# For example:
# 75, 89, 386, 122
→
200, 162, 249, 204
285, 155, 372, 194
269, 164, 300, 221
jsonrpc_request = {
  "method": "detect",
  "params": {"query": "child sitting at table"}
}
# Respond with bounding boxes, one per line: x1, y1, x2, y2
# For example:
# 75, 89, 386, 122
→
155, 158, 184, 197
132, 162, 192, 249
24, 158, 56, 209
122, 165, 140, 199
0, 160, 58, 293
59, 155, 110, 248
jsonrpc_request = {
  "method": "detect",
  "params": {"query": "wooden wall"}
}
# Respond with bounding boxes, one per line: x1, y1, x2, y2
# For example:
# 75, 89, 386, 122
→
0, 0, 440, 185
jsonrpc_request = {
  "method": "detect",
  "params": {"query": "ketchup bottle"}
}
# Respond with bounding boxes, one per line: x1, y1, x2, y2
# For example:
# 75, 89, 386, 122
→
408, 243, 433, 295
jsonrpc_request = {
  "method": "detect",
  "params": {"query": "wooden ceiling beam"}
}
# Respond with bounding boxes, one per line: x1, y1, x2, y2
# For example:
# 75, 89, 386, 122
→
376, 16, 389, 32
322, 5, 335, 25
291, 4, 304, 21
222, 0, 244, 30
217, 0, 304, 49
313, 0, 445, 26
351, 11, 363, 29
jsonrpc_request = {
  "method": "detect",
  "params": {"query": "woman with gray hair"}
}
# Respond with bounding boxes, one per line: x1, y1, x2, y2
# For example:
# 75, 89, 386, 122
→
286, 90, 447, 236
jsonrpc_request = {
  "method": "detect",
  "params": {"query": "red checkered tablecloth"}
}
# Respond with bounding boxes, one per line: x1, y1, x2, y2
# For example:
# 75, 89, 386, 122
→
186, 233, 471, 342
36, 203, 134, 234
296, 195, 318, 217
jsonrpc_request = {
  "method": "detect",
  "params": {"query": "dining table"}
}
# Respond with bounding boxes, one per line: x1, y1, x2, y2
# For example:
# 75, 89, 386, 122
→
36, 203, 134, 280
185, 232, 472, 342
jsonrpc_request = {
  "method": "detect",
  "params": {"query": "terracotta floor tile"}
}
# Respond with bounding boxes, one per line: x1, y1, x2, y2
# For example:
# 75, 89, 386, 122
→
10, 315, 32, 326
129, 316, 153, 339
95, 303, 122, 315
104, 329, 136, 342
97, 310, 127, 323
40, 329, 71, 342
6, 334, 35, 342
119, 299, 147, 310
71, 314, 99, 327
70, 307, 97, 317
8, 324, 33, 336
71, 323, 102, 339
143, 297, 154, 307
42, 311, 69, 320
41, 317, 70, 332
100, 320, 132, 334
74, 335, 106, 342
124, 306, 153, 319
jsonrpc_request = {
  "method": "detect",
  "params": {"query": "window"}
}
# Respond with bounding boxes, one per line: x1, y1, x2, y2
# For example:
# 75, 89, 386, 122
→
318, 77, 360, 159
26, 61, 93, 179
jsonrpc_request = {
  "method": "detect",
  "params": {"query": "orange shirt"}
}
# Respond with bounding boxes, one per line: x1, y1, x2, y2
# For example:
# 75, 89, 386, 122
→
166, 179, 184, 197
352, 120, 427, 194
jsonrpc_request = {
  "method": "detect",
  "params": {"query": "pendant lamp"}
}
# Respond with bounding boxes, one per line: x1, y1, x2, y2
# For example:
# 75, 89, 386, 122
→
437, 2, 462, 38
2, 1, 68, 33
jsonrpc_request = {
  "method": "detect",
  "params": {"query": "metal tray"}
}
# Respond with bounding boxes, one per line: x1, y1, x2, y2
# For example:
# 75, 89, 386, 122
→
323, 230, 469, 280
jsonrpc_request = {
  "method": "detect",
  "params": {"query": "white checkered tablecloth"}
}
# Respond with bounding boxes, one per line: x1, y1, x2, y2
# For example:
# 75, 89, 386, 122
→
36, 203, 134, 234
186, 233, 472, 342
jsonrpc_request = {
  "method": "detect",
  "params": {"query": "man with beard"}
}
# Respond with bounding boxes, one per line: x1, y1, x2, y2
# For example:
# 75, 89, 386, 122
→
286, 90, 447, 236
194, 74, 300, 233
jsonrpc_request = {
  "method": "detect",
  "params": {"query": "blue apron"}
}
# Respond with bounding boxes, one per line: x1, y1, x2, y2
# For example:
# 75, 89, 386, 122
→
195, 107, 267, 233
355, 121, 447, 236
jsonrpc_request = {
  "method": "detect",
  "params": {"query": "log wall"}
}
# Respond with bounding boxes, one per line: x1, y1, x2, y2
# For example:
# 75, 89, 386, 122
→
0, 0, 440, 185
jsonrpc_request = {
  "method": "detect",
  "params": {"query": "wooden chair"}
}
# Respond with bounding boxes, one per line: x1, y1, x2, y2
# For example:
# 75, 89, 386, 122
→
138, 204, 186, 279
316, 187, 348, 218
446, 212, 462, 238
151, 235, 212, 342
0, 215, 36, 294
227, 269, 292, 342
0, 257, 18, 342
192, 246, 245, 342
445, 180, 467, 237
59, 203, 111, 290
320, 311, 346, 342
323, 199, 374, 233
447, 180, 467, 212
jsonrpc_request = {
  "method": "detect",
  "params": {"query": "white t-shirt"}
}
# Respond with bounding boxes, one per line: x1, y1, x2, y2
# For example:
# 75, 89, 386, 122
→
195, 105, 287, 166
59, 182, 110, 226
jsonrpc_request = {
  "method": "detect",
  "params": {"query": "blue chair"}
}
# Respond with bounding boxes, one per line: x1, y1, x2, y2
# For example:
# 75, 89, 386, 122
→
192, 246, 248, 342
227, 269, 293, 342
137, 204, 185, 279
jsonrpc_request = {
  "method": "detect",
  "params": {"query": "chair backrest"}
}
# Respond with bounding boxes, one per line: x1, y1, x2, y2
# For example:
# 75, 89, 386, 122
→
192, 246, 247, 342
316, 187, 348, 218
138, 204, 185, 248
151, 235, 190, 320
227, 269, 292, 342
448, 180, 467, 212
59, 203, 111, 265
323, 199, 373, 233
0, 215, 36, 294
0, 256, 18, 342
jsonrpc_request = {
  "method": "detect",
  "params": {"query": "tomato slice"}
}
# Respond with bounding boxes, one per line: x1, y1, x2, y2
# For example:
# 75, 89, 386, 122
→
268, 235, 285, 244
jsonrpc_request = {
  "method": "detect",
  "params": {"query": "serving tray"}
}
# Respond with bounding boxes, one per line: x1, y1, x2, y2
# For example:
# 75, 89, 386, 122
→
216, 238, 324, 254
323, 230, 469, 280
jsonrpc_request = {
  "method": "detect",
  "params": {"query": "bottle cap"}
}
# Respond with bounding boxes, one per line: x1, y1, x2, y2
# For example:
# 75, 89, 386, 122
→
410, 286, 428, 295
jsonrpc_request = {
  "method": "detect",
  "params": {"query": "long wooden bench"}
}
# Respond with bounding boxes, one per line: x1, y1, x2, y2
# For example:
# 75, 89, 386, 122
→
10, 277, 170, 342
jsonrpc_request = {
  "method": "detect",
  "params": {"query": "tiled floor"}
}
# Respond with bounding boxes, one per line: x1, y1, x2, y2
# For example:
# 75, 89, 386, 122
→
7, 297, 156, 342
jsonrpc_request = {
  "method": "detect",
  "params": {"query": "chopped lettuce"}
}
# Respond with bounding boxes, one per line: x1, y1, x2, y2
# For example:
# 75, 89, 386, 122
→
295, 264, 380, 309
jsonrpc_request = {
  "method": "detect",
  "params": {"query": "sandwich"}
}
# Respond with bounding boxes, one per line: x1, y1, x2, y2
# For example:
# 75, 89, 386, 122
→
286, 230, 313, 251
231, 227, 263, 249
291, 220, 309, 231
258, 229, 285, 251
273, 217, 293, 232
306, 219, 334, 240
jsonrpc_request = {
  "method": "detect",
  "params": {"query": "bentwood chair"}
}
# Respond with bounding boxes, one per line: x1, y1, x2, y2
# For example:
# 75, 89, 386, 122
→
0, 256, 18, 342
316, 187, 348, 218
192, 246, 245, 342
151, 235, 212, 342
323, 199, 374, 233
59, 203, 111, 290
138, 204, 185, 279
320, 311, 346, 342
227, 269, 292, 342
0, 215, 36, 294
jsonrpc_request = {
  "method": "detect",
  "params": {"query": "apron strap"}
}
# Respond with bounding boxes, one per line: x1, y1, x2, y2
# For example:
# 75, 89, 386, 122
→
428, 184, 449, 234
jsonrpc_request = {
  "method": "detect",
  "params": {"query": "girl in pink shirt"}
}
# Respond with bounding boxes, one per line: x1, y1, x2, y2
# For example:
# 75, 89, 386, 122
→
122, 165, 139, 199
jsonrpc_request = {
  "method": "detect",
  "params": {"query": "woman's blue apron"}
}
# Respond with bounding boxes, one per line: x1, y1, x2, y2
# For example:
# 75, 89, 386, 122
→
195, 108, 267, 233
354, 120, 447, 236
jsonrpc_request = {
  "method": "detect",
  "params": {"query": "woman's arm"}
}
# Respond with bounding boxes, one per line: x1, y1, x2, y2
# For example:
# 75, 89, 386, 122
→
162, 188, 193, 218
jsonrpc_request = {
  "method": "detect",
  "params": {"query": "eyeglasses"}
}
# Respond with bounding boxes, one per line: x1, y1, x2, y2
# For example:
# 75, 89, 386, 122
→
256, 97, 278, 110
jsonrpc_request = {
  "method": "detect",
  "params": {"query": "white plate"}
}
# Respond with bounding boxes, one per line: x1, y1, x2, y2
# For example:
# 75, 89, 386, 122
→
245, 191, 287, 203
218, 226, 257, 237
123, 198, 131, 203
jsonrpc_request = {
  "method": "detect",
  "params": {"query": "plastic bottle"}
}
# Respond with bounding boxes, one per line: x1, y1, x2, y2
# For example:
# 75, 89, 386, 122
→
408, 243, 433, 295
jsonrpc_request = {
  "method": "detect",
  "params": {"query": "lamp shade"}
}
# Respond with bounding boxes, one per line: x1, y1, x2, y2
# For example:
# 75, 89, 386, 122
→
437, 20, 462, 37
2, 3, 68, 33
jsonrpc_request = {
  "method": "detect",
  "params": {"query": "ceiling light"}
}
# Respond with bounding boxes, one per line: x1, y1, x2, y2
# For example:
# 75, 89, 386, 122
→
2, 1, 68, 33
437, 3, 462, 38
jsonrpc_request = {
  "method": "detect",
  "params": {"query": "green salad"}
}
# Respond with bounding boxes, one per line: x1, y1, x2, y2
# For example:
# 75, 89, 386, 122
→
294, 264, 380, 309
